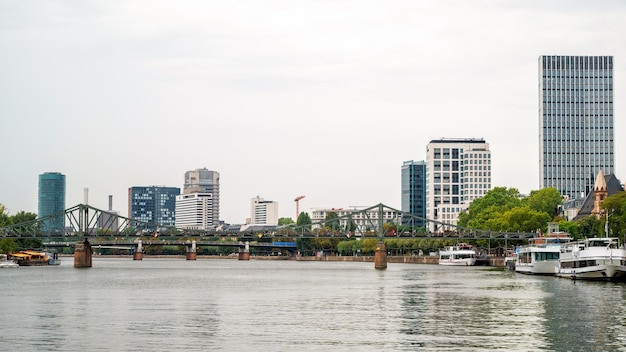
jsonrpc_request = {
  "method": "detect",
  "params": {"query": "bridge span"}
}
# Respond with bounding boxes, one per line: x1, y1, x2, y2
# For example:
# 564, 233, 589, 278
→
0, 203, 536, 269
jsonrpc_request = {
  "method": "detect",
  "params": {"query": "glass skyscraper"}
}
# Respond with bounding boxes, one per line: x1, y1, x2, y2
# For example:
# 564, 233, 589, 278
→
38, 172, 66, 233
401, 160, 426, 227
128, 186, 180, 226
539, 55, 614, 199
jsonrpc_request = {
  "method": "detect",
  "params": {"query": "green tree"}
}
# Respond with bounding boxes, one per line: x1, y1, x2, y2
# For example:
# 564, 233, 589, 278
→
0, 203, 11, 227
324, 211, 340, 231
522, 187, 563, 218
296, 212, 312, 227
10, 211, 37, 225
278, 217, 294, 226
458, 187, 522, 227
601, 191, 626, 240
0, 238, 19, 253
502, 206, 551, 232
576, 215, 602, 237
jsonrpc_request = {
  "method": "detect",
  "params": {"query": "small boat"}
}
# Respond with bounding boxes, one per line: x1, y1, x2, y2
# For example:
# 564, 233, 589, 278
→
514, 233, 572, 275
0, 254, 19, 268
557, 237, 626, 281
439, 243, 476, 266
9, 250, 55, 266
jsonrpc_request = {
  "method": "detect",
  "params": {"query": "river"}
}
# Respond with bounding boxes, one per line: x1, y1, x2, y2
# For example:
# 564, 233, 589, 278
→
1, 257, 626, 351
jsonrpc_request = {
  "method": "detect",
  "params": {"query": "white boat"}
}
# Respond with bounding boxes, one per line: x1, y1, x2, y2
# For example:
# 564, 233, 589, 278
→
439, 243, 476, 266
514, 234, 572, 275
557, 237, 626, 281
0, 254, 19, 268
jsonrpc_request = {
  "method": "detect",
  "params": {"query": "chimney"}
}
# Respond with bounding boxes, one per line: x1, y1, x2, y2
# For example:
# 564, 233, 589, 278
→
84, 188, 89, 205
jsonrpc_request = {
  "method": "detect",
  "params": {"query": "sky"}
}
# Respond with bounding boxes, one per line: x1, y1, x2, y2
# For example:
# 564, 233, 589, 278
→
1, 0, 625, 224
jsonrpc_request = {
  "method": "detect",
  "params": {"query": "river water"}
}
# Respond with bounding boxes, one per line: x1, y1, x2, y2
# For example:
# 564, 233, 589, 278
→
2, 257, 626, 352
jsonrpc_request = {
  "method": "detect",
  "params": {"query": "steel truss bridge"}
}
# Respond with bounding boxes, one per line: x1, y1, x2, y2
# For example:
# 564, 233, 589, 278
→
0, 203, 537, 244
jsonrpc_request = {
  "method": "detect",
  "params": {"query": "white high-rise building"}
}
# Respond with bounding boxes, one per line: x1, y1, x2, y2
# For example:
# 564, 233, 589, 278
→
180, 168, 220, 225
175, 193, 214, 230
250, 196, 278, 225
425, 138, 491, 233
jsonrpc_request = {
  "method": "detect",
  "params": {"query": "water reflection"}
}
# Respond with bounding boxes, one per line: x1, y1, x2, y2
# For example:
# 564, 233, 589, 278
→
2, 259, 626, 351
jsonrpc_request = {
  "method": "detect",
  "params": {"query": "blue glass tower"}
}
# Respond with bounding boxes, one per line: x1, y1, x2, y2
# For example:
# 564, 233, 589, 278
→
401, 160, 426, 227
539, 55, 614, 199
38, 172, 66, 233
128, 186, 180, 226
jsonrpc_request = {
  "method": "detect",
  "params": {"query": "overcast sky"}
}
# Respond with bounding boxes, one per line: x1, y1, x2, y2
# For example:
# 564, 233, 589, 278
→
1, 0, 625, 224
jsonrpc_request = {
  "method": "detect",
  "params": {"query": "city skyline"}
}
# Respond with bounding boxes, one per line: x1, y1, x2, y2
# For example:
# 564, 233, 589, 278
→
2, 1, 626, 224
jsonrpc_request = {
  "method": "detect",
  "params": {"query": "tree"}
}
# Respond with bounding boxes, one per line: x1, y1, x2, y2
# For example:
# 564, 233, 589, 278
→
601, 191, 626, 240
10, 211, 37, 225
458, 187, 522, 227
522, 187, 563, 218
501, 206, 551, 233
576, 216, 602, 237
0, 203, 11, 227
296, 212, 312, 227
278, 217, 294, 226
324, 211, 340, 231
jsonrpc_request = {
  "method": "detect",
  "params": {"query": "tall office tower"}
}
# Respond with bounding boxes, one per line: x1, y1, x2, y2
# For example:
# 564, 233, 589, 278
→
250, 196, 278, 225
38, 172, 66, 233
128, 186, 180, 226
401, 160, 426, 227
175, 193, 215, 230
183, 168, 220, 224
425, 138, 491, 233
539, 55, 614, 199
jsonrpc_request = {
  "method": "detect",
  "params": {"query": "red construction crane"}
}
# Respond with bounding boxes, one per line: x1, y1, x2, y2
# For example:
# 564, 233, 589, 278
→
294, 195, 305, 220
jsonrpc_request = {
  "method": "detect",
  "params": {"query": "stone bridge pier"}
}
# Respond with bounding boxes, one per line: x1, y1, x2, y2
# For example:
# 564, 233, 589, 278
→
374, 241, 387, 269
133, 240, 143, 260
186, 240, 197, 260
74, 239, 92, 268
238, 241, 250, 260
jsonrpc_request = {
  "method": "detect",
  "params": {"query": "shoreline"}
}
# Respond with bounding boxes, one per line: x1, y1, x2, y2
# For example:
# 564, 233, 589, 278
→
61, 254, 506, 267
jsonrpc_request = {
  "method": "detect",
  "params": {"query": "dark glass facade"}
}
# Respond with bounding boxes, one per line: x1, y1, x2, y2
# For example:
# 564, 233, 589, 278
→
128, 186, 180, 226
401, 160, 426, 227
38, 172, 66, 233
539, 55, 614, 199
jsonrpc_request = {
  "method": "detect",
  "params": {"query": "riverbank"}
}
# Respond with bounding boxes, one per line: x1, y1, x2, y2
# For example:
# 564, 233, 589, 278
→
79, 254, 506, 267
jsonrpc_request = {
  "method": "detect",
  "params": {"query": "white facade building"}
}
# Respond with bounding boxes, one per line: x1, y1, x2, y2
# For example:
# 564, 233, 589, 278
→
426, 138, 491, 233
250, 196, 278, 225
310, 206, 400, 235
174, 193, 215, 230
183, 168, 220, 225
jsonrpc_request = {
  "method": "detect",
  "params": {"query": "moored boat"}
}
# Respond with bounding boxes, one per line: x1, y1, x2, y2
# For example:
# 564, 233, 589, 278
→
557, 237, 626, 281
0, 254, 19, 268
439, 243, 476, 266
515, 233, 572, 275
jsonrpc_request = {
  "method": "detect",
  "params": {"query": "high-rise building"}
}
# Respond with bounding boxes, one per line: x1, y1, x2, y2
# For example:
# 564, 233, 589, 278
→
182, 168, 220, 224
401, 160, 426, 227
250, 196, 278, 225
539, 55, 614, 199
425, 138, 491, 233
38, 172, 66, 233
175, 193, 215, 230
128, 186, 180, 226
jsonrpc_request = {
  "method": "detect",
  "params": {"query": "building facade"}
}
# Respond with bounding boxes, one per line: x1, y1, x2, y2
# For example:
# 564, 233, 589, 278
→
539, 55, 614, 199
128, 186, 180, 226
401, 160, 426, 227
183, 168, 220, 224
310, 206, 400, 235
425, 138, 491, 232
38, 172, 66, 233
250, 196, 278, 225
175, 193, 215, 230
